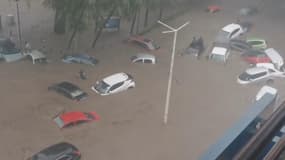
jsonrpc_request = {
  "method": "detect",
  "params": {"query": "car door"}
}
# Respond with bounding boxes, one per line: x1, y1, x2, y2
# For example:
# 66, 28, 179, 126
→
109, 82, 124, 94
253, 71, 268, 82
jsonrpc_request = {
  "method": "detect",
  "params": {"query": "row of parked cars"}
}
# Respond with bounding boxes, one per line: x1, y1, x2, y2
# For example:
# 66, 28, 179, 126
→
206, 22, 285, 85
25, 35, 159, 159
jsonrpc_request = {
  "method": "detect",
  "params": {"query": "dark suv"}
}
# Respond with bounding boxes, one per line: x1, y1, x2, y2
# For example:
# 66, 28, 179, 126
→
48, 81, 88, 101
27, 142, 81, 160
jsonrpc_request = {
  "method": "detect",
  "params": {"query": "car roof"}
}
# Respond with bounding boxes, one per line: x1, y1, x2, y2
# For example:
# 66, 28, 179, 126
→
103, 72, 130, 85
57, 81, 80, 92
212, 47, 227, 55
265, 48, 284, 67
246, 67, 268, 74
256, 85, 277, 101
60, 112, 89, 124
222, 23, 241, 32
135, 53, 155, 59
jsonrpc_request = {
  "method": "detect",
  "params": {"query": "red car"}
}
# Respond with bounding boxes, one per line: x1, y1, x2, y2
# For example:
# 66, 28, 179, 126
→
54, 111, 100, 128
241, 50, 271, 64
206, 5, 221, 13
126, 35, 160, 51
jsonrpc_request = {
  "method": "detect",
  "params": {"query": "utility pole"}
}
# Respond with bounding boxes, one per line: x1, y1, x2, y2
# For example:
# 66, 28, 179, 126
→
157, 20, 189, 124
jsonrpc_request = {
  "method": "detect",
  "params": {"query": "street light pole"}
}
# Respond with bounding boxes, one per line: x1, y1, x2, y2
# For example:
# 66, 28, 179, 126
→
15, 0, 23, 51
158, 20, 189, 124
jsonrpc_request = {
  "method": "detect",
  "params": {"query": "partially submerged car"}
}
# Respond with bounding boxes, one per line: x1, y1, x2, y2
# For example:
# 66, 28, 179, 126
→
246, 38, 267, 50
209, 43, 230, 63
239, 7, 258, 16
126, 35, 160, 51
181, 37, 205, 58
264, 48, 284, 70
27, 142, 81, 160
206, 5, 221, 13
24, 50, 47, 64
0, 38, 24, 62
215, 23, 244, 43
92, 72, 135, 96
241, 49, 270, 64
54, 111, 100, 128
48, 81, 88, 101
131, 53, 156, 64
230, 39, 252, 52
62, 54, 98, 66
255, 85, 277, 101
237, 63, 285, 84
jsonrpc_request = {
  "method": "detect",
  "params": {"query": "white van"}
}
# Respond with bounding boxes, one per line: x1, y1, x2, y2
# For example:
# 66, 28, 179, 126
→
209, 43, 230, 63
264, 48, 284, 70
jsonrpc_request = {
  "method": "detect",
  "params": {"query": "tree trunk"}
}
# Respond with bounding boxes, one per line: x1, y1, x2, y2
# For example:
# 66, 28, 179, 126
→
91, 5, 117, 48
67, 0, 87, 49
54, 10, 66, 34
159, 0, 163, 20
136, 7, 140, 34
129, 11, 137, 35
143, 7, 149, 28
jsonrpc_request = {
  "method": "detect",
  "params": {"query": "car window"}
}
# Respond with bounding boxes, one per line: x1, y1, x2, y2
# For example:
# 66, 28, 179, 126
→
249, 41, 262, 45
230, 29, 240, 38
110, 82, 124, 91
251, 72, 267, 79
56, 155, 73, 160
144, 59, 153, 63
134, 59, 143, 63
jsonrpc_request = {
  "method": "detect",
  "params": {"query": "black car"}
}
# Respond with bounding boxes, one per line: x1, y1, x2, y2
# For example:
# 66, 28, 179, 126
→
48, 81, 88, 101
28, 142, 81, 160
230, 39, 252, 53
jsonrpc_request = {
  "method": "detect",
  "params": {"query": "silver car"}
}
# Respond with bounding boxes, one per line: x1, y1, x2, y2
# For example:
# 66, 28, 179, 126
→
62, 54, 98, 66
130, 53, 156, 64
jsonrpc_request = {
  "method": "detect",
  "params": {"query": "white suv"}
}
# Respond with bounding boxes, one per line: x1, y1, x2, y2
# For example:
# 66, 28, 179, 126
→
92, 72, 135, 95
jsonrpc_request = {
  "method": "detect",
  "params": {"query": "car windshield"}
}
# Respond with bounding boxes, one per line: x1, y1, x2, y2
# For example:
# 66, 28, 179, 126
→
70, 90, 84, 98
84, 112, 95, 120
54, 116, 65, 128
211, 54, 225, 62
216, 30, 230, 42
239, 72, 251, 81
95, 80, 110, 94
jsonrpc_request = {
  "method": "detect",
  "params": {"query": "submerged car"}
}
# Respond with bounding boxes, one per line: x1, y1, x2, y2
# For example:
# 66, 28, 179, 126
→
230, 39, 252, 52
246, 38, 267, 50
209, 43, 230, 63
241, 49, 270, 64
62, 54, 98, 66
131, 53, 156, 64
126, 35, 160, 51
215, 23, 244, 43
237, 63, 285, 84
48, 81, 88, 101
0, 38, 24, 62
27, 142, 81, 160
54, 111, 100, 128
24, 50, 47, 64
92, 72, 135, 96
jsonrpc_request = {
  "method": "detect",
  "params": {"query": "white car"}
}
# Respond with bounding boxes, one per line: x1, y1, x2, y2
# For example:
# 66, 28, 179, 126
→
91, 72, 135, 95
130, 53, 156, 64
209, 43, 230, 63
216, 23, 244, 43
237, 63, 285, 84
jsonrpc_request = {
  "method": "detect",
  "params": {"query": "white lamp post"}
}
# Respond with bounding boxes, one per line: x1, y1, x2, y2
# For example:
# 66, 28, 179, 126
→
15, 0, 22, 50
157, 20, 189, 124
